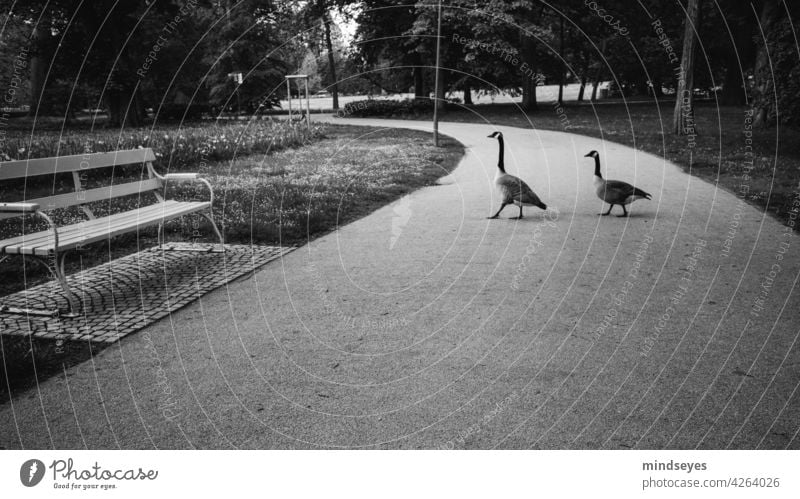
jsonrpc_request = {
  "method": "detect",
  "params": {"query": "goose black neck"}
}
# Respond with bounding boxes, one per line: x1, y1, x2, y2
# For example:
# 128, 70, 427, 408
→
496, 135, 505, 173
593, 155, 602, 178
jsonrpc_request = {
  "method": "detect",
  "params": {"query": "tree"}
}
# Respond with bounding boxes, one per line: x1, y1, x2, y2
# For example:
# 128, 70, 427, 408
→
301, 0, 349, 109
0, 9, 33, 111
674, 0, 701, 136
353, 1, 420, 95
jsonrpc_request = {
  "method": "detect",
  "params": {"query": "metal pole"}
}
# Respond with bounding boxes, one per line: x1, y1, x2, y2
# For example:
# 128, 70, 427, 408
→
305, 77, 310, 130
286, 79, 292, 120
432, 0, 442, 147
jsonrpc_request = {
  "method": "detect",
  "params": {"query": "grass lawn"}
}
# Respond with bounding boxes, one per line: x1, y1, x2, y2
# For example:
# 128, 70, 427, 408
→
368, 100, 800, 229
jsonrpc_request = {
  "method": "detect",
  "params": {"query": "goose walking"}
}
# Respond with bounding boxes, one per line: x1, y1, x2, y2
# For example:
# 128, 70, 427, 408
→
585, 150, 651, 217
487, 131, 547, 219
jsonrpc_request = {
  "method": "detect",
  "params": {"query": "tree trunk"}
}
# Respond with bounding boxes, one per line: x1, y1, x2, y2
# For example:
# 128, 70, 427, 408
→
558, 17, 564, 105
577, 73, 587, 102
673, 0, 701, 136
520, 35, 538, 111
413, 58, 426, 99
29, 20, 53, 116
463, 81, 473, 105
590, 40, 607, 102
104, 83, 144, 128
652, 79, 664, 98
101, 6, 143, 128
752, 0, 780, 127
721, 63, 746, 105
435, 69, 446, 111
322, 12, 339, 110
590, 73, 601, 101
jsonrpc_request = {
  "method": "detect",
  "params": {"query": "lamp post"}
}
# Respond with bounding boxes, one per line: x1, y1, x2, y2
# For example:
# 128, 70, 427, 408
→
432, 0, 442, 147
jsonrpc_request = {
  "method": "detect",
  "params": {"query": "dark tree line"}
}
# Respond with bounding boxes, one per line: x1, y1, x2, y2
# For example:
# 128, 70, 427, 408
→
352, 0, 799, 127
2, 0, 798, 128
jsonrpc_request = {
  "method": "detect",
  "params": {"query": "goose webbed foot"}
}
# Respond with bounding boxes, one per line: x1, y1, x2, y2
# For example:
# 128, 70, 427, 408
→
617, 206, 629, 217
488, 203, 508, 219
600, 205, 614, 216
509, 206, 524, 219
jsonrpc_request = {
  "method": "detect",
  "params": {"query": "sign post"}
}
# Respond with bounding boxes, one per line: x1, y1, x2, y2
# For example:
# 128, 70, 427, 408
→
285, 74, 311, 129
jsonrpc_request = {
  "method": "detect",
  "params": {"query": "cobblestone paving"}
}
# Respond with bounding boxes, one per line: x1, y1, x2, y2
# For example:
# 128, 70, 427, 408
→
0, 243, 293, 343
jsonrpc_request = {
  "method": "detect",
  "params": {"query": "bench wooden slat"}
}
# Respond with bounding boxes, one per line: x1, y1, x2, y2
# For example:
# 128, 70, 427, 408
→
1, 201, 210, 256
0, 200, 181, 253
43, 202, 209, 255
0, 178, 164, 221
0, 149, 156, 180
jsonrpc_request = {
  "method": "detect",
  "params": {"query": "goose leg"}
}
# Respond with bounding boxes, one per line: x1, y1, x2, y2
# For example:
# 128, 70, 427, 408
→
600, 204, 614, 216
510, 205, 524, 219
488, 203, 508, 219
617, 205, 629, 217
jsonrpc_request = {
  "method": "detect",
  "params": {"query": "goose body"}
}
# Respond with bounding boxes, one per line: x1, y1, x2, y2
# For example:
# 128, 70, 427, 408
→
487, 132, 546, 219
585, 150, 651, 217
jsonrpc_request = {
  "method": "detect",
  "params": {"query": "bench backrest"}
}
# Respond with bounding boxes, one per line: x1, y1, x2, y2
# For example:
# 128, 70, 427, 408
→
0, 148, 162, 221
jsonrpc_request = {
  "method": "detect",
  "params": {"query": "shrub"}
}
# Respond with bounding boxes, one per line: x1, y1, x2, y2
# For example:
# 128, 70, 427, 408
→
0, 119, 326, 171
341, 98, 435, 118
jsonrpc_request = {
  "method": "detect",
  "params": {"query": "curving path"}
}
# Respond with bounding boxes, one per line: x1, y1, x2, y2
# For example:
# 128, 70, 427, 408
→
1, 118, 798, 449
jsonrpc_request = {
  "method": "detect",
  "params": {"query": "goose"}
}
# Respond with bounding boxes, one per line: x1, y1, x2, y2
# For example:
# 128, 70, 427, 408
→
585, 150, 651, 217
487, 131, 547, 219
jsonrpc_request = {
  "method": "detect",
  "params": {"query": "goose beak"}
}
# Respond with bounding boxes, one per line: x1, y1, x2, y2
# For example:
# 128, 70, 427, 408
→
583, 152, 592, 157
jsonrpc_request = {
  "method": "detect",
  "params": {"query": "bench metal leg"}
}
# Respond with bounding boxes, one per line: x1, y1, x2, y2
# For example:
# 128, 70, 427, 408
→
0, 253, 80, 318
157, 222, 165, 249
157, 211, 225, 253
52, 252, 81, 317
200, 211, 225, 252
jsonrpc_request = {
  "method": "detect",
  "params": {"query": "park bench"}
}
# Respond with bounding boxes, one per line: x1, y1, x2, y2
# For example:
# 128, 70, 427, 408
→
0, 148, 223, 317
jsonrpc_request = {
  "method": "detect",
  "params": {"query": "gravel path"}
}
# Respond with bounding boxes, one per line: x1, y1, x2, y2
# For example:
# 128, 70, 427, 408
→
1, 118, 798, 449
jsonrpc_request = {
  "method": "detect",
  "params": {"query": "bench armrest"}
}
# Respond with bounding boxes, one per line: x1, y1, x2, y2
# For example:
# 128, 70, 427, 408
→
0, 202, 41, 213
154, 171, 215, 206
162, 173, 200, 182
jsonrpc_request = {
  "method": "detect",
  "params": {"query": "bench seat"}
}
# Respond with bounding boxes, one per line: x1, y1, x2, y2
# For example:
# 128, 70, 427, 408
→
0, 200, 210, 256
